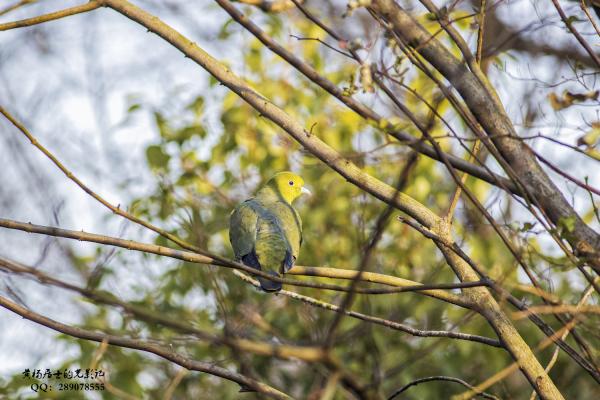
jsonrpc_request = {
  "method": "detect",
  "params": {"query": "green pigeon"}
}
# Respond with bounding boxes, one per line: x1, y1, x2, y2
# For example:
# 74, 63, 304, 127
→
229, 172, 310, 292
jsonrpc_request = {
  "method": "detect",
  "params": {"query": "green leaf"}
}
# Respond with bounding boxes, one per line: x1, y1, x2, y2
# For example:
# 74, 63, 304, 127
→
558, 215, 576, 234
565, 15, 584, 26
154, 111, 171, 138
522, 222, 534, 231
127, 103, 141, 113
146, 145, 170, 169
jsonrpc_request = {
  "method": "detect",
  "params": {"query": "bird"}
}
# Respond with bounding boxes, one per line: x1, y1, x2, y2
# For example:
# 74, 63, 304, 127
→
229, 171, 310, 292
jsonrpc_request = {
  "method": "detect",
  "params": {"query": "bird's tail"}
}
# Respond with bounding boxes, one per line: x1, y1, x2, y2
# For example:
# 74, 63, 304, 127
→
241, 252, 283, 292
257, 271, 282, 292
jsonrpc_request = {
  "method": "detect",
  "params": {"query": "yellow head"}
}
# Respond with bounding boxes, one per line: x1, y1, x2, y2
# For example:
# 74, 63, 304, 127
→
263, 171, 311, 203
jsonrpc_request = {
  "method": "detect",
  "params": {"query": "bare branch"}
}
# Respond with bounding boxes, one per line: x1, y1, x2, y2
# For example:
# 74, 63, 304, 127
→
0, 0, 38, 17
0, 105, 206, 255
0, 1, 100, 31
512, 304, 600, 319
323, 152, 418, 349
476, 0, 487, 64
551, 0, 600, 69
214, 0, 521, 196
0, 256, 331, 363
0, 217, 474, 307
399, 216, 600, 383
580, 0, 600, 38
454, 278, 599, 400
528, 278, 600, 400
370, 0, 600, 273
234, 271, 502, 348
0, 295, 292, 399
388, 375, 500, 400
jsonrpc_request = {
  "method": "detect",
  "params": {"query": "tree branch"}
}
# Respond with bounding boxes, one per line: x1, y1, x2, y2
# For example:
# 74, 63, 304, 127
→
388, 375, 500, 400
0, 295, 292, 399
453, 280, 598, 400
512, 304, 600, 319
551, 0, 600, 69
0, 256, 332, 363
370, 0, 600, 273
0, 105, 207, 255
0, 217, 474, 307
214, 0, 521, 196
0, 1, 100, 31
97, 0, 440, 229
77, 1, 575, 397
234, 271, 502, 347
399, 216, 600, 383
0, 0, 38, 17
0, 256, 385, 398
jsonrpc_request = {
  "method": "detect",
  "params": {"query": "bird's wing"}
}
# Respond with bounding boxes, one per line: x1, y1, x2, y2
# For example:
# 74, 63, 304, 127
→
269, 201, 302, 272
229, 199, 259, 260
230, 199, 287, 292
294, 206, 303, 250
254, 211, 289, 271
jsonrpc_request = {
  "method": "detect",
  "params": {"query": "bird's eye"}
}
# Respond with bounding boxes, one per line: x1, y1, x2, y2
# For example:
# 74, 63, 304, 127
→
289, 181, 294, 186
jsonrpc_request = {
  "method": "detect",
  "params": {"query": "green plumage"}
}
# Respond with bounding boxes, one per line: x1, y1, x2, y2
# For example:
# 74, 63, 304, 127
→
229, 173, 306, 292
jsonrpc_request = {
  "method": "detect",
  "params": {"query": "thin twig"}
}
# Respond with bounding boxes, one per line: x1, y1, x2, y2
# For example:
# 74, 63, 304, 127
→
445, 140, 482, 221
580, 0, 600, 37
0, 1, 100, 31
0, 0, 37, 17
476, 0, 487, 64
234, 271, 502, 347
527, 278, 599, 400
388, 375, 500, 400
551, 0, 600, 69
0, 256, 333, 362
215, 0, 520, 196
289, 34, 353, 59
163, 368, 189, 400
0, 106, 206, 255
0, 295, 292, 400
323, 151, 418, 349
512, 304, 600, 319
534, 149, 600, 196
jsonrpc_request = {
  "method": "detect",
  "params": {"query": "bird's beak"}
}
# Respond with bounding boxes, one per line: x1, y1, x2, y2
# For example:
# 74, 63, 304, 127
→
301, 186, 312, 196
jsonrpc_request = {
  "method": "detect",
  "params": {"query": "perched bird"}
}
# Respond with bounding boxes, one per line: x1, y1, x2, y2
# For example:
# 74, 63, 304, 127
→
229, 172, 310, 292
